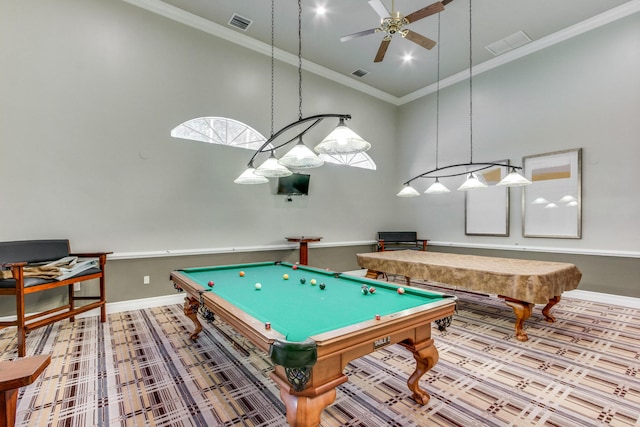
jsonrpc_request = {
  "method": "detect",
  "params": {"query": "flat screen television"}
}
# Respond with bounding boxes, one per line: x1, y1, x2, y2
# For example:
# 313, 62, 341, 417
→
277, 173, 310, 196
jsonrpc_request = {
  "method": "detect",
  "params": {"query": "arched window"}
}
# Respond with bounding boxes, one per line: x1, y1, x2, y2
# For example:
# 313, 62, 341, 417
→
171, 117, 270, 151
319, 152, 376, 170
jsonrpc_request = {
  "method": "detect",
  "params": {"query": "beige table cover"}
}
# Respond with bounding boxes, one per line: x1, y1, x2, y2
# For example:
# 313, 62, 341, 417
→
357, 250, 582, 304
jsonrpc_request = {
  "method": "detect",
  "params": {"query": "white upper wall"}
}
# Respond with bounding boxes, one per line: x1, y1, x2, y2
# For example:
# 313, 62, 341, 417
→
0, 0, 401, 253
397, 12, 640, 255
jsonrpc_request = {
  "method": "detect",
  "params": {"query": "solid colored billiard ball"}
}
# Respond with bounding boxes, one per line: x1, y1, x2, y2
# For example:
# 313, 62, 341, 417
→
300, 278, 306, 284
397, 287, 405, 295
207, 281, 214, 287
283, 274, 289, 280
319, 283, 326, 290
255, 283, 262, 290
369, 287, 376, 294
292, 265, 298, 270
310, 279, 317, 285
239, 271, 245, 277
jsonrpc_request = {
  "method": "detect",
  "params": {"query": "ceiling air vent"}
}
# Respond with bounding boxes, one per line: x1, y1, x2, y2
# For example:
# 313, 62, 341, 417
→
228, 13, 253, 31
485, 30, 532, 56
351, 68, 370, 78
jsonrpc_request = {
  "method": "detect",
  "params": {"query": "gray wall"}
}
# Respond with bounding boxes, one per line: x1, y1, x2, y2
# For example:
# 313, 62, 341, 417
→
396, 12, 640, 296
0, 0, 402, 254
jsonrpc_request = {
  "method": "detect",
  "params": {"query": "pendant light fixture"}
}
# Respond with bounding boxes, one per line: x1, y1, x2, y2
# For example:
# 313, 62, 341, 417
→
235, 0, 371, 184
396, 0, 530, 196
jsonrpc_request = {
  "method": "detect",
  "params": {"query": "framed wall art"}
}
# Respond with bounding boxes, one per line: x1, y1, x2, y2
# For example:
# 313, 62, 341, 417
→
522, 148, 582, 238
465, 160, 510, 236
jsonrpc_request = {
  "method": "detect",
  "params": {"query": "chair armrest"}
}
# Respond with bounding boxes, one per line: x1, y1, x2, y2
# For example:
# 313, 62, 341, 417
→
1, 261, 27, 269
377, 239, 385, 251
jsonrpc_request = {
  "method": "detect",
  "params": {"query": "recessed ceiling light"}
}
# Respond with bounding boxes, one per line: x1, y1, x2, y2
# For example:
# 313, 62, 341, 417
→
315, 5, 327, 16
402, 53, 413, 62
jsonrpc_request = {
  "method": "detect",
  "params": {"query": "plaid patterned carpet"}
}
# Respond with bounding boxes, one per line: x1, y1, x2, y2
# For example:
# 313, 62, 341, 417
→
1, 280, 639, 427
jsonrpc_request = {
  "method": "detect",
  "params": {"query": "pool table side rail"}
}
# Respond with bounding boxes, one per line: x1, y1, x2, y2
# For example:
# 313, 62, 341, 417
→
170, 270, 287, 352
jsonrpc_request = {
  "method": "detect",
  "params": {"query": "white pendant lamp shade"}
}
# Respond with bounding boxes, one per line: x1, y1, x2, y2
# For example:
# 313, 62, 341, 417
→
278, 137, 324, 169
255, 151, 292, 177
397, 184, 420, 197
457, 172, 487, 191
424, 178, 451, 194
497, 169, 532, 187
234, 165, 269, 184
314, 119, 371, 155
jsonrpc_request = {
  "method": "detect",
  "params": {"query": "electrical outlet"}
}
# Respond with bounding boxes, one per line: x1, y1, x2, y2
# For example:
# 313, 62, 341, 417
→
143, 275, 150, 285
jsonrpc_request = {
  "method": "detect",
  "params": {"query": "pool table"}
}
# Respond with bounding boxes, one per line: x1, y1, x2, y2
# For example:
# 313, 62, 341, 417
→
170, 261, 456, 427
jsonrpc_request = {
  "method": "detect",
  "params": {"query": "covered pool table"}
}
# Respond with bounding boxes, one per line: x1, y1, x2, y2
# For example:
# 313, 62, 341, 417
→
170, 261, 456, 427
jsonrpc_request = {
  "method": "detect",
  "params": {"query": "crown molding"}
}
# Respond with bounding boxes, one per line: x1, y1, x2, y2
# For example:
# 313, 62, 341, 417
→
120, 0, 399, 105
123, 0, 640, 106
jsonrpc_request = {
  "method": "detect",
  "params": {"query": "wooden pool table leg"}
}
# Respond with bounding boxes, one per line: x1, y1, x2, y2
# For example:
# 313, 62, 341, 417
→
501, 297, 534, 342
398, 338, 438, 405
542, 296, 561, 323
270, 372, 347, 427
183, 296, 202, 340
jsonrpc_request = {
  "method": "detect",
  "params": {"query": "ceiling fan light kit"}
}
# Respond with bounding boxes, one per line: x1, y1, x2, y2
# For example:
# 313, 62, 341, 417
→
341, 0, 450, 63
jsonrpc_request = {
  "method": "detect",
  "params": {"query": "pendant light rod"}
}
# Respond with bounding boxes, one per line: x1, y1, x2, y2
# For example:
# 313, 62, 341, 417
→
401, 162, 524, 186
244, 114, 353, 167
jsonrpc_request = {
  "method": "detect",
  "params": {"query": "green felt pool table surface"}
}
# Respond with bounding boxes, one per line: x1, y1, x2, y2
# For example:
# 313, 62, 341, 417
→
176, 261, 450, 342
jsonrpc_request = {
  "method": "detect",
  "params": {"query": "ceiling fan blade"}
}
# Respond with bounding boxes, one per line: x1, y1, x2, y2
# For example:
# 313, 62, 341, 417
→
403, 30, 437, 50
404, 2, 445, 24
442, 0, 455, 5
368, 0, 390, 19
340, 28, 378, 43
374, 38, 391, 63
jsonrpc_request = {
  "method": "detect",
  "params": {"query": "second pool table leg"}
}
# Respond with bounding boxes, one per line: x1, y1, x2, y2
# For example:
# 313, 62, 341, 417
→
398, 338, 439, 405
501, 297, 534, 342
183, 296, 203, 340
541, 295, 561, 322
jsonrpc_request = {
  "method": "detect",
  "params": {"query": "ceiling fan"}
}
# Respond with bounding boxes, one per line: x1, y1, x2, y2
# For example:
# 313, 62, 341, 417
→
341, 0, 453, 63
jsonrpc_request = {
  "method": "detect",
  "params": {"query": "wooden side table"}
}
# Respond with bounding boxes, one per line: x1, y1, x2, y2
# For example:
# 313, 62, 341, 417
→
0, 354, 50, 427
285, 236, 322, 265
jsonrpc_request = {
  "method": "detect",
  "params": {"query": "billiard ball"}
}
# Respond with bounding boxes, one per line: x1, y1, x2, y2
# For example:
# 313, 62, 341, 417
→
239, 271, 245, 277
292, 265, 298, 270
310, 279, 317, 285
283, 274, 289, 280
300, 278, 306, 284
375, 314, 381, 320
207, 281, 214, 287
361, 287, 369, 295
369, 287, 376, 294
255, 283, 262, 290
397, 287, 405, 295
319, 283, 326, 290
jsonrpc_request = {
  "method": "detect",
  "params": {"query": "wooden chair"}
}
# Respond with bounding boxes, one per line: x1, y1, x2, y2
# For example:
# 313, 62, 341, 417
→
0, 240, 110, 357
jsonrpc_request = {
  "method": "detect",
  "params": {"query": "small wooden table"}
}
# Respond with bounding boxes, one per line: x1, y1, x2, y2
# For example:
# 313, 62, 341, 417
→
285, 236, 322, 265
0, 354, 50, 427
